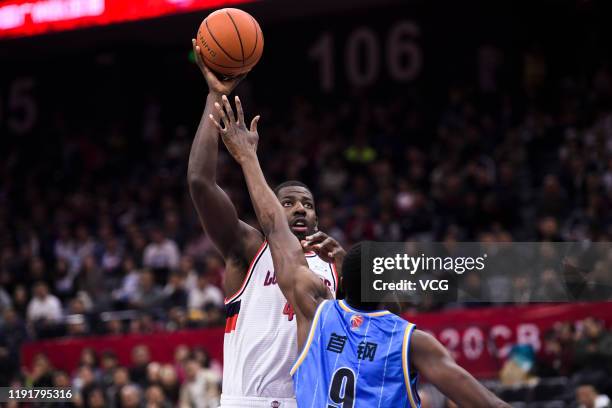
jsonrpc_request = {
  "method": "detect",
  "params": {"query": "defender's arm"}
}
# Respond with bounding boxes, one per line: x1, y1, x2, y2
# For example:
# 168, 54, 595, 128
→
211, 96, 331, 348
411, 330, 510, 408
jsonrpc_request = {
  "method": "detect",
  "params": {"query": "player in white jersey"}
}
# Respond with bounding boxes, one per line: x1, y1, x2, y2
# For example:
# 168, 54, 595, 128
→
188, 40, 345, 407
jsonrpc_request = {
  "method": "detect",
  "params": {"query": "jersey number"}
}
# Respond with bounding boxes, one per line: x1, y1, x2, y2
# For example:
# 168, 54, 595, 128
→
283, 301, 295, 321
328, 367, 355, 408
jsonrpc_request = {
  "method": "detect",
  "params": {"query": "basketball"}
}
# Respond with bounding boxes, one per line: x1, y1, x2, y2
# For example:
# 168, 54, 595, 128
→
196, 8, 264, 77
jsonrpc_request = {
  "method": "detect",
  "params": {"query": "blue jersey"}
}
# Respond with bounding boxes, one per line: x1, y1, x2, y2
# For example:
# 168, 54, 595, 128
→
291, 299, 420, 408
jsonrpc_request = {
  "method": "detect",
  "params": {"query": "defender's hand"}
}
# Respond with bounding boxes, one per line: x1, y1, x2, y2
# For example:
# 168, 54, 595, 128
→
301, 231, 346, 265
192, 39, 246, 95
210, 95, 260, 164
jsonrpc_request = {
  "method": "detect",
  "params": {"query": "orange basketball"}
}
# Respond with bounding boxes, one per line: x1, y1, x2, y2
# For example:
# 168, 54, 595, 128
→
196, 8, 264, 77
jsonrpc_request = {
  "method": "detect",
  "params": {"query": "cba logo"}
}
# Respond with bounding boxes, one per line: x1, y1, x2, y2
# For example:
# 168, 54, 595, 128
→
350, 315, 364, 331
271, 401, 281, 407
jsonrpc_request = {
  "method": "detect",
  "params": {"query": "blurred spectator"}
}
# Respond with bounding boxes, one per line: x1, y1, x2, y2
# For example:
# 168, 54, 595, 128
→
146, 384, 171, 408
179, 255, 198, 290
74, 224, 97, 271
143, 226, 180, 272
76, 255, 106, 304
100, 350, 119, 388
163, 272, 188, 309
147, 361, 162, 387
499, 344, 537, 387
173, 345, 190, 382
0, 308, 27, 384
120, 384, 142, 408
188, 273, 223, 311
130, 313, 160, 334
179, 358, 220, 408
537, 322, 575, 377
203, 253, 225, 290
106, 318, 124, 335
575, 383, 611, 408
12, 285, 29, 319
130, 345, 152, 386
27, 281, 62, 323
192, 347, 223, 380
72, 365, 97, 398
106, 366, 131, 407
373, 210, 402, 241
53, 370, 71, 389
79, 347, 99, 370
532, 268, 567, 301
511, 275, 532, 304
87, 386, 108, 408
166, 307, 188, 332
131, 270, 164, 311
113, 256, 141, 305
101, 237, 124, 275
0, 287, 12, 311
24, 353, 54, 387
159, 364, 180, 403
53, 257, 77, 302
52, 371, 74, 408
573, 318, 612, 383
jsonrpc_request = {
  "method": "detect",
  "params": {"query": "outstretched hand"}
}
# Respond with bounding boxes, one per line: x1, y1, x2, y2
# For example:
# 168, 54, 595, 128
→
210, 95, 260, 164
301, 231, 346, 264
192, 39, 246, 95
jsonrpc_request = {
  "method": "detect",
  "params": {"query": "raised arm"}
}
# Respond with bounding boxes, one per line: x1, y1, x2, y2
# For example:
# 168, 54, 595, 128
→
187, 40, 263, 285
411, 330, 510, 407
210, 95, 331, 348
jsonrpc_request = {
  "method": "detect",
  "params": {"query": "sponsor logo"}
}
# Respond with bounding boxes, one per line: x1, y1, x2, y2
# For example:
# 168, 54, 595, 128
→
350, 315, 364, 330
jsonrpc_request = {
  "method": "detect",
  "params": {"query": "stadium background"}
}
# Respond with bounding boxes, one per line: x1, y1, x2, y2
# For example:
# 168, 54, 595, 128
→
1, 0, 612, 406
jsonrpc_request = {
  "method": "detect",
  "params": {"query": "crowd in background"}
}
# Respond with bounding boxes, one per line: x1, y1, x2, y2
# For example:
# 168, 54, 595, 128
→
7, 344, 222, 408
1, 34, 612, 405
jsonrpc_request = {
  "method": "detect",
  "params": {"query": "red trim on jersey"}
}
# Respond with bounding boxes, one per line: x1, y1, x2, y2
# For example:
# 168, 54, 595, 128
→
304, 251, 317, 257
331, 261, 339, 295
224, 241, 268, 304
224, 314, 239, 333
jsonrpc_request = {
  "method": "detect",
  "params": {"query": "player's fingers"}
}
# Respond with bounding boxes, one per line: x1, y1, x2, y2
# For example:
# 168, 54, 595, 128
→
301, 240, 318, 251
192, 39, 198, 55
208, 114, 225, 133
328, 247, 342, 259
316, 237, 335, 251
221, 95, 236, 124
201, 60, 215, 76
305, 231, 326, 243
192, 41, 203, 65
235, 96, 245, 126
250, 115, 260, 132
214, 102, 230, 129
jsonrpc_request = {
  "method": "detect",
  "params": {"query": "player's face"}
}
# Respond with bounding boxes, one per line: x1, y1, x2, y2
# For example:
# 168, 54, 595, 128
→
277, 186, 317, 240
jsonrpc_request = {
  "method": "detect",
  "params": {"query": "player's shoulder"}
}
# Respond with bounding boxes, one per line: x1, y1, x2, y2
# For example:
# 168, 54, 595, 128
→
385, 310, 416, 329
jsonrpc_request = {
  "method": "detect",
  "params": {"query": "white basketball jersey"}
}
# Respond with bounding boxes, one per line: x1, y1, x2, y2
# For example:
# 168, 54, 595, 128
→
222, 241, 337, 398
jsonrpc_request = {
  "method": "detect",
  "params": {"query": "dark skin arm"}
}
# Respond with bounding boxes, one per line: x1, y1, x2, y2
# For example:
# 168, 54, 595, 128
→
411, 330, 510, 407
187, 40, 263, 296
211, 96, 331, 349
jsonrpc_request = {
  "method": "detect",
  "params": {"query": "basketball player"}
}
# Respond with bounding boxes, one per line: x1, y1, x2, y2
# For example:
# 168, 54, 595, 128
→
189, 40, 345, 408
212, 97, 511, 408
